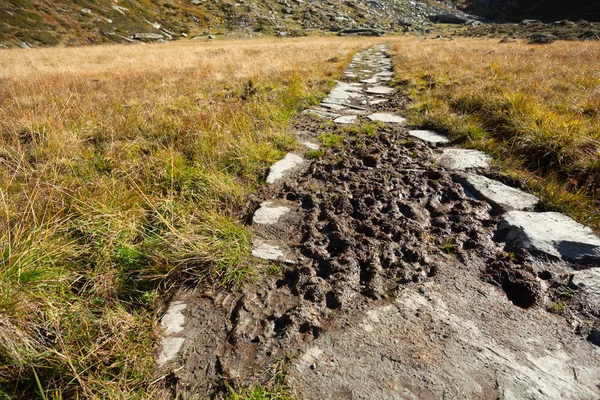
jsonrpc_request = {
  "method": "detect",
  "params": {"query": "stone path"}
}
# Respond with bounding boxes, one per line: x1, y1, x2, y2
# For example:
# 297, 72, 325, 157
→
154, 45, 600, 398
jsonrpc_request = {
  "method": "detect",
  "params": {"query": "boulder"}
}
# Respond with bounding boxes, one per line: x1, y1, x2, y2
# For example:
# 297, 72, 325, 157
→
521, 19, 542, 25
528, 33, 556, 44
133, 33, 164, 40
429, 14, 469, 24
495, 211, 600, 264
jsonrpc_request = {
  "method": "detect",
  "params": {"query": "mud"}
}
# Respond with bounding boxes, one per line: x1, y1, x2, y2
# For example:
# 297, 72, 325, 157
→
154, 46, 600, 399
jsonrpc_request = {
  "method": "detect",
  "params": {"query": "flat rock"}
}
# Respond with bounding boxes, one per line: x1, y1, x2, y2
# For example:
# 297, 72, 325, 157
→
251, 239, 285, 260
334, 115, 357, 124
302, 141, 320, 150
157, 337, 186, 366
320, 103, 346, 111
496, 211, 600, 264
302, 108, 340, 120
160, 301, 187, 335
266, 153, 304, 184
459, 173, 539, 211
369, 99, 388, 105
367, 113, 407, 124
365, 86, 394, 95
572, 268, 600, 312
437, 148, 491, 170
322, 81, 364, 105
409, 129, 450, 144
252, 202, 290, 225
361, 78, 378, 84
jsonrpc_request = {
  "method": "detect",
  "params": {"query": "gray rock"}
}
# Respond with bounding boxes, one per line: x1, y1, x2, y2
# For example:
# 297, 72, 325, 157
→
437, 149, 491, 171
252, 239, 285, 260
367, 113, 407, 124
323, 82, 363, 105
365, 86, 394, 95
496, 212, 600, 264
303, 108, 341, 120
18, 41, 32, 49
160, 301, 187, 335
334, 115, 357, 124
528, 33, 556, 44
521, 19, 543, 25
429, 13, 468, 24
458, 173, 539, 211
408, 130, 449, 144
133, 33, 164, 40
190, 0, 201, 5
572, 268, 600, 312
157, 337, 185, 366
253, 202, 290, 225
208, 35, 216, 39
266, 153, 304, 184
338, 28, 385, 36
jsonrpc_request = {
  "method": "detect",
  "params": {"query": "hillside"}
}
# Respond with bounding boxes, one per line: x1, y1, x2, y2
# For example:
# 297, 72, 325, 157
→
1, 0, 460, 48
452, 0, 600, 22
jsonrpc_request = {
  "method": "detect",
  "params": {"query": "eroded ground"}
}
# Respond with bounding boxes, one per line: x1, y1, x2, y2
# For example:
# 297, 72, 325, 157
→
155, 45, 600, 399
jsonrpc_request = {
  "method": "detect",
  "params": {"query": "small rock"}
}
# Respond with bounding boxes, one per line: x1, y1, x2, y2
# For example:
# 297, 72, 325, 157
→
18, 41, 32, 49
267, 153, 305, 184
408, 130, 449, 144
365, 86, 394, 95
208, 35, 216, 40
334, 115, 358, 124
367, 113, 407, 124
253, 202, 290, 225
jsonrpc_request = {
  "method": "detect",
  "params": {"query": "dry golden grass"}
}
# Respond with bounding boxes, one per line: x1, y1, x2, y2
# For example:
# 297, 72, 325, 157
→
0, 36, 385, 399
388, 37, 600, 229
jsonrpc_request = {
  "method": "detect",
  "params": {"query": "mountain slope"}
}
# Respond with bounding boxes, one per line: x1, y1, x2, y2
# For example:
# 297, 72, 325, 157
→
1, 0, 459, 48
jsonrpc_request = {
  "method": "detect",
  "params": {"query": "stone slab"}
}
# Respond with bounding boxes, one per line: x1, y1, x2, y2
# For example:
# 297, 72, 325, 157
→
496, 211, 600, 264
369, 99, 388, 105
459, 173, 539, 211
322, 81, 364, 105
252, 239, 285, 260
302, 108, 340, 120
361, 78, 378, 84
367, 113, 407, 124
320, 103, 347, 111
157, 337, 185, 366
334, 115, 358, 124
302, 141, 320, 150
572, 268, 600, 312
365, 86, 394, 95
160, 301, 187, 335
253, 201, 290, 225
266, 153, 304, 184
409, 129, 450, 144
437, 148, 491, 171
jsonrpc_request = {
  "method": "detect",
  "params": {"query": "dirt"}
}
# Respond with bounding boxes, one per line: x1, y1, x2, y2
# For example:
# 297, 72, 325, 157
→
154, 47, 600, 399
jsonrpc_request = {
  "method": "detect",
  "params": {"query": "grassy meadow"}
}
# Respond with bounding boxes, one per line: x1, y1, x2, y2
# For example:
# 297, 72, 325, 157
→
0, 36, 381, 399
388, 38, 600, 230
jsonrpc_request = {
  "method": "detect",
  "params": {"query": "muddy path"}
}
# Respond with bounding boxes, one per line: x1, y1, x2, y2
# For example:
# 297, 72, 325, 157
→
155, 45, 600, 399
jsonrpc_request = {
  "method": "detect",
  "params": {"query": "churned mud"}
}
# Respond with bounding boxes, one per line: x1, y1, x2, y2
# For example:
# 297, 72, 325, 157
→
155, 46, 600, 399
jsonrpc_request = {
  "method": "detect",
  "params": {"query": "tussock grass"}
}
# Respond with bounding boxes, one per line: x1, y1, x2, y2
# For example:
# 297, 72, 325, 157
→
388, 38, 600, 229
0, 37, 381, 398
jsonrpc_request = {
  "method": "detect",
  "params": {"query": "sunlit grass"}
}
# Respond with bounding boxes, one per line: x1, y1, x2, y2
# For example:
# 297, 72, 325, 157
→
388, 38, 600, 230
0, 36, 383, 398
